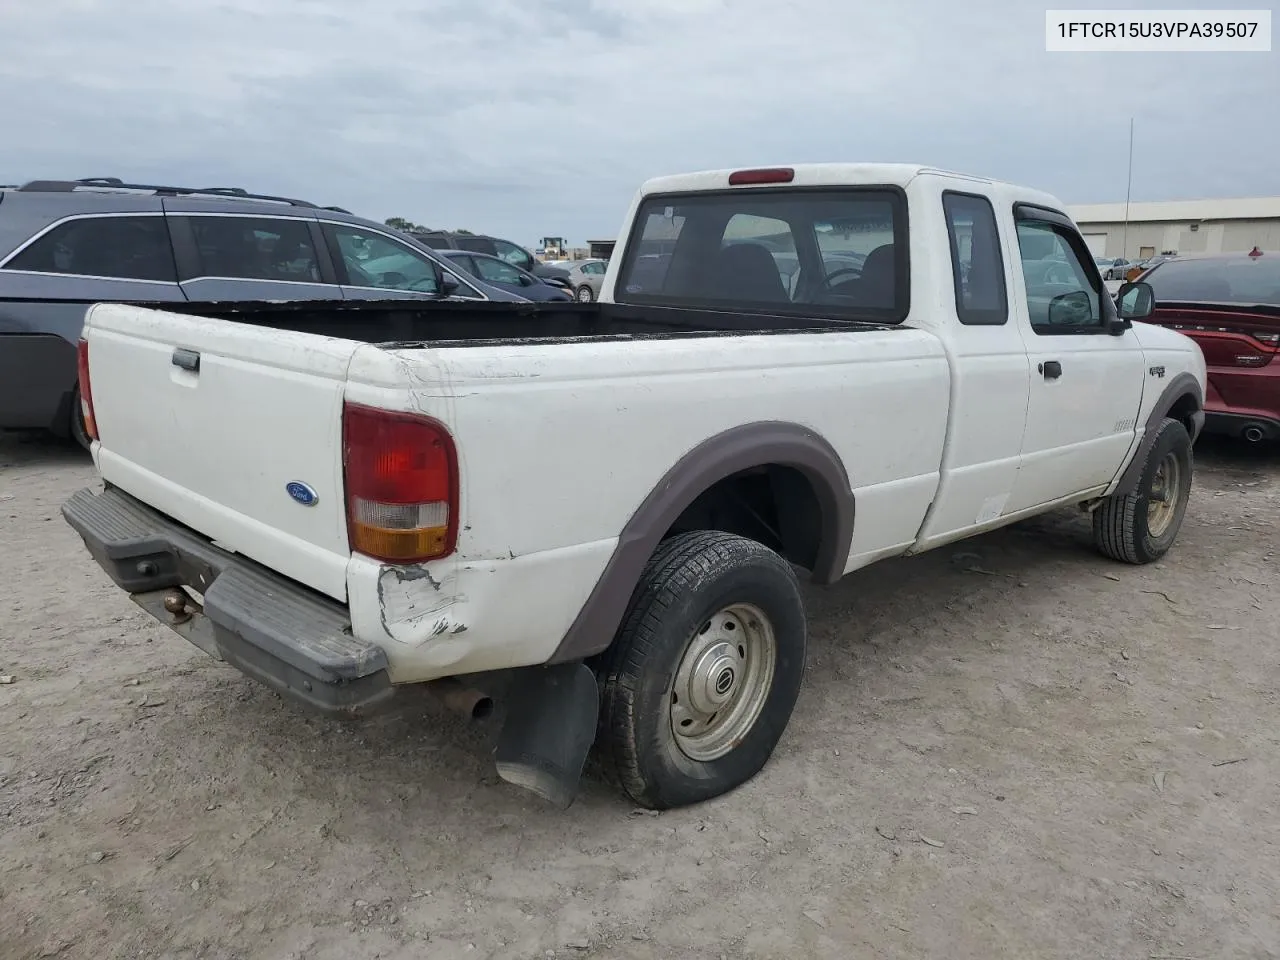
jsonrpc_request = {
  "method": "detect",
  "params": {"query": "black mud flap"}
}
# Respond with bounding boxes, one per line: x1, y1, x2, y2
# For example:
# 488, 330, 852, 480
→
494, 662, 599, 809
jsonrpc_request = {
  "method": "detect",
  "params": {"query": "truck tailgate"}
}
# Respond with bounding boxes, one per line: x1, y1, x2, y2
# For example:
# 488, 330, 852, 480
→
84, 303, 362, 601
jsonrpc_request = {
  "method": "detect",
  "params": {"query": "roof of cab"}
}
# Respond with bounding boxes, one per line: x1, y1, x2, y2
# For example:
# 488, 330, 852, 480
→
637, 163, 1067, 216
639, 163, 933, 196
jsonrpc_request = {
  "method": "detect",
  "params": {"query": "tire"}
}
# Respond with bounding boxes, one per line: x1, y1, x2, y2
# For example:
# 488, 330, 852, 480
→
1093, 417, 1193, 564
69, 386, 92, 451
576, 285, 594, 303
595, 531, 807, 809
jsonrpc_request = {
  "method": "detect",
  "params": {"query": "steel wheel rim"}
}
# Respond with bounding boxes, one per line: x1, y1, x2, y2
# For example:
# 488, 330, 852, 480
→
1147, 451, 1182, 537
577, 287, 592, 301
670, 602, 776, 762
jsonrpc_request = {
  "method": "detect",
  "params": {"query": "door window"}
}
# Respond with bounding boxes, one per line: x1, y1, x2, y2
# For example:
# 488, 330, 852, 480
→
1015, 219, 1103, 333
492, 239, 534, 271
3, 215, 177, 282
329, 225, 440, 293
943, 192, 1008, 326
445, 255, 479, 277
474, 257, 524, 285
186, 217, 321, 283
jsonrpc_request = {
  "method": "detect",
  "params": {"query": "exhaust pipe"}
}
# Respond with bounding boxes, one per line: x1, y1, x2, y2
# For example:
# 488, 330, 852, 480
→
1242, 424, 1266, 443
425, 677, 494, 721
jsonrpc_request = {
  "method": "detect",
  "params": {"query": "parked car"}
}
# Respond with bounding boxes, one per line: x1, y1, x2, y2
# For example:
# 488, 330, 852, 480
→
411, 230, 571, 287
563, 258, 609, 302
1137, 248, 1279, 443
1102, 258, 1134, 280
0, 177, 524, 446
1127, 255, 1179, 281
63, 162, 1204, 812
437, 249, 572, 301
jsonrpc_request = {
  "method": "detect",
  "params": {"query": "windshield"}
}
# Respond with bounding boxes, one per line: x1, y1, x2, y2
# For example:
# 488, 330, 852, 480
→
615, 188, 908, 321
1145, 256, 1280, 305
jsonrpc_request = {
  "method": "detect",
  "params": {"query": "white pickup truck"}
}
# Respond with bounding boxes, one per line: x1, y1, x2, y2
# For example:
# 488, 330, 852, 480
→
63, 163, 1206, 810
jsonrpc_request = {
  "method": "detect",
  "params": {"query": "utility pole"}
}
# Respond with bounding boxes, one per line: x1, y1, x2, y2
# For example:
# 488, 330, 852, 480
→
1121, 117, 1134, 259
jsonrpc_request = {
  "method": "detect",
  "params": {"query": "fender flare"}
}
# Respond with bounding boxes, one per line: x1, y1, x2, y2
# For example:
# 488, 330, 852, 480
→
1114, 372, 1205, 495
548, 421, 855, 663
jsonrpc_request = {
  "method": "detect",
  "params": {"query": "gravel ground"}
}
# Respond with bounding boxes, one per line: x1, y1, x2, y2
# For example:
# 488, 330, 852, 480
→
2, 429, 1278, 960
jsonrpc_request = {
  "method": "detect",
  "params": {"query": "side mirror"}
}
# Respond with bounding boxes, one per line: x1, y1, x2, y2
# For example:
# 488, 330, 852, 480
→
518, 273, 535, 287
1116, 281, 1154, 320
440, 272, 460, 296
1047, 289, 1094, 327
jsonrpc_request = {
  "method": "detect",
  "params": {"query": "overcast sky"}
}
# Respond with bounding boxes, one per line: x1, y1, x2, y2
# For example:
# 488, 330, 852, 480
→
2, 0, 1277, 247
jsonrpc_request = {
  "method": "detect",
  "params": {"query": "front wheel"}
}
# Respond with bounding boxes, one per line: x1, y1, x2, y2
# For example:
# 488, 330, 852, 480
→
576, 285, 594, 303
1093, 417, 1193, 563
595, 531, 807, 809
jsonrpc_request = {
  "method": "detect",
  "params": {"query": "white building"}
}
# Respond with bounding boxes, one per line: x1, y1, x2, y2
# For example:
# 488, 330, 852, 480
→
1065, 197, 1280, 260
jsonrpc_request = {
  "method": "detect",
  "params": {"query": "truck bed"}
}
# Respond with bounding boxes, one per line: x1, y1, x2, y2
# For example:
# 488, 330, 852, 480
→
135, 298, 892, 347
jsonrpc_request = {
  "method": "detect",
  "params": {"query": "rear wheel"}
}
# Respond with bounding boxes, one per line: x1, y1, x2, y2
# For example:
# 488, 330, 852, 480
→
595, 531, 807, 809
69, 386, 92, 451
1093, 417, 1193, 563
576, 285, 594, 303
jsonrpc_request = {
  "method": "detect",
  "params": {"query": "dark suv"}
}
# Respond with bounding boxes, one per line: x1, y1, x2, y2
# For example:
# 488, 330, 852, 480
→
0, 178, 514, 446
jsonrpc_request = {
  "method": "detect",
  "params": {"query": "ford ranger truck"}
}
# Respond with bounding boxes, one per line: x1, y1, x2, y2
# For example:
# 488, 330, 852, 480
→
62, 163, 1207, 810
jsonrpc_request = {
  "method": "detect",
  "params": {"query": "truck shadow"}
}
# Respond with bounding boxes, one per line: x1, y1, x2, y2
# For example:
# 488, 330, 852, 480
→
0, 429, 88, 471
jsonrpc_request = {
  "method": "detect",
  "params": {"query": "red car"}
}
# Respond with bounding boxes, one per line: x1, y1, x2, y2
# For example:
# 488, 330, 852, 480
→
1137, 248, 1280, 443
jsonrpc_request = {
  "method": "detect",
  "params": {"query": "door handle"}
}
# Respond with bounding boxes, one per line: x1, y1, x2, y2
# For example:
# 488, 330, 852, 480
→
1038, 360, 1062, 380
172, 348, 200, 373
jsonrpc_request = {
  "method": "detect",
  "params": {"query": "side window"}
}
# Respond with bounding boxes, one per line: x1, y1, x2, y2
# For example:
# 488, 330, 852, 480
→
329, 225, 439, 294
3, 216, 177, 282
187, 217, 320, 283
455, 236, 498, 256
1014, 218, 1102, 332
943, 192, 1008, 326
474, 257, 523, 284
447, 255, 478, 277
492, 240, 533, 271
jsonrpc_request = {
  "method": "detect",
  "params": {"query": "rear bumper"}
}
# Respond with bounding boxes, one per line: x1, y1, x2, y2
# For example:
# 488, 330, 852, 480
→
1203, 411, 1280, 441
62, 485, 394, 717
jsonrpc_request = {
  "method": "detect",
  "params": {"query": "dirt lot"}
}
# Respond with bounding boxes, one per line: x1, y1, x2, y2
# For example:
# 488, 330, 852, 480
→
2, 430, 1278, 960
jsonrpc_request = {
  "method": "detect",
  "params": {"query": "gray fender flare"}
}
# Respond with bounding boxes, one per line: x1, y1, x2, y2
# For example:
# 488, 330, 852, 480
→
548, 421, 855, 663
1114, 372, 1204, 495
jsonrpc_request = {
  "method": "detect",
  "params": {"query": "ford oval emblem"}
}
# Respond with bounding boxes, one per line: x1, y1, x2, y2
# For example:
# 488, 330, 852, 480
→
285, 481, 319, 507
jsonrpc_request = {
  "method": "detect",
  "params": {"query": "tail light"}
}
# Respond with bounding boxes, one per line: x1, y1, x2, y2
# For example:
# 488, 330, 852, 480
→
342, 402, 458, 564
728, 167, 795, 186
76, 338, 99, 442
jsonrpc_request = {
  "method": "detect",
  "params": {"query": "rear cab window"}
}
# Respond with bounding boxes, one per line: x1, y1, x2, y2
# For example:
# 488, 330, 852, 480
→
615, 187, 910, 322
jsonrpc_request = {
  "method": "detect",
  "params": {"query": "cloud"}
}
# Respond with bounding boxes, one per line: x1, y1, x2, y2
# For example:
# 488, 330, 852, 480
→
1, 0, 1276, 246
